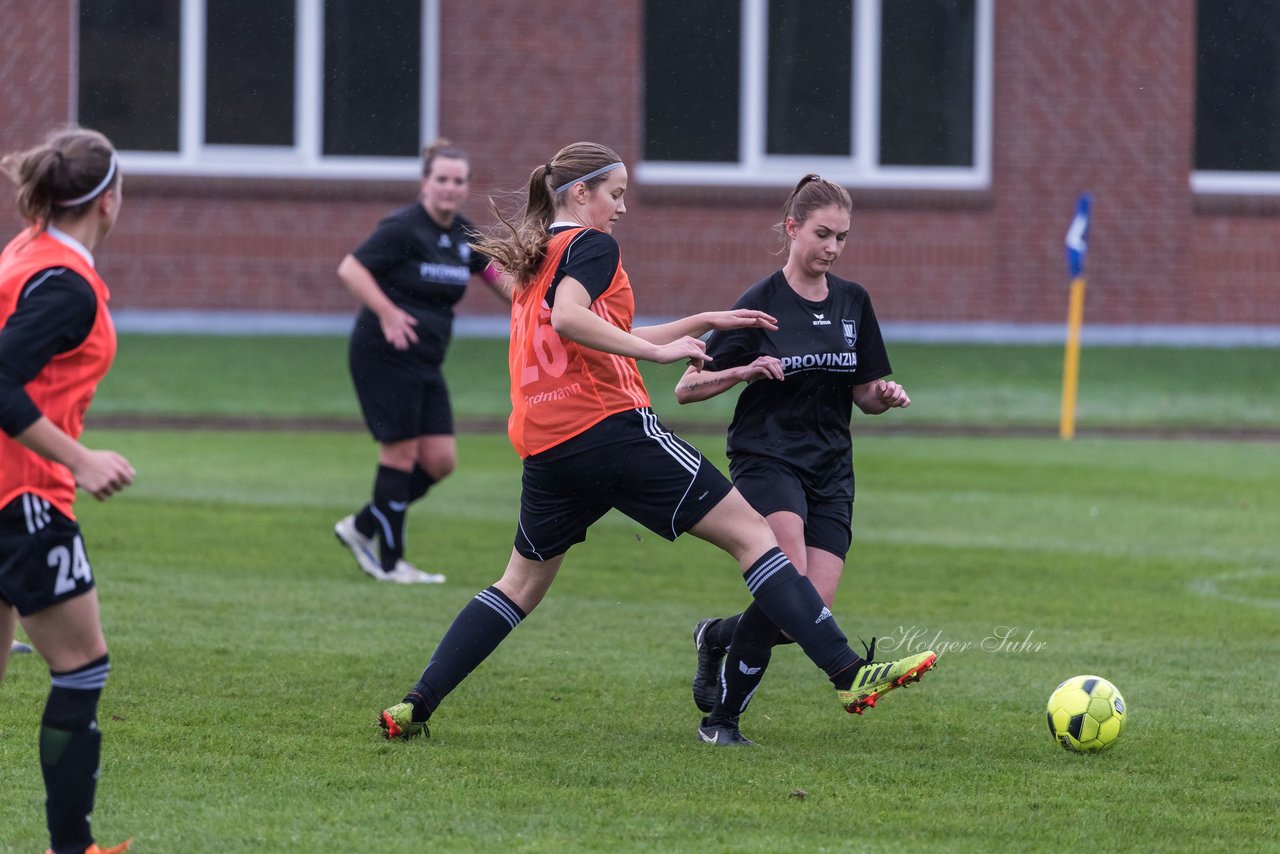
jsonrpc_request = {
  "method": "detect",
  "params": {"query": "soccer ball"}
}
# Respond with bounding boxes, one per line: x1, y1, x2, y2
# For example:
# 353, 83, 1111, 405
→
1046, 675, 1126, 753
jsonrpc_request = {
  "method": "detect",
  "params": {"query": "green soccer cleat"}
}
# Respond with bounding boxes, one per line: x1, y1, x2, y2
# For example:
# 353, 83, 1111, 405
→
837, 649, 937, 715
378, 702, 429, 740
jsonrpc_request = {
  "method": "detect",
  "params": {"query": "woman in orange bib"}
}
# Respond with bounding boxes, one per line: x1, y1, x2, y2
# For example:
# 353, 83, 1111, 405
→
0, 128, 135, 854
376, 142, 935, 743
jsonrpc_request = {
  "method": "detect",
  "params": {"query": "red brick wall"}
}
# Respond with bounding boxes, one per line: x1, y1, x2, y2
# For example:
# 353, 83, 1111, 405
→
992, 0, 1200, 324
0, 1, 73, 153
1, 1, 1275, 326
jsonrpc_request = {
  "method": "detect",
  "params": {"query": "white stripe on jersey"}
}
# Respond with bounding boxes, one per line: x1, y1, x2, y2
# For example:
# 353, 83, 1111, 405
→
561, 228, 591, 265
606, 349, 648, 407
22, 267, 67, 299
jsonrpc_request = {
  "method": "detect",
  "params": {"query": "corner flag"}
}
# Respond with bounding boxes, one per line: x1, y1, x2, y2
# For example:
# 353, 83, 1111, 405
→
1065, 194, 1090, 278
1059, 193, 1091, 441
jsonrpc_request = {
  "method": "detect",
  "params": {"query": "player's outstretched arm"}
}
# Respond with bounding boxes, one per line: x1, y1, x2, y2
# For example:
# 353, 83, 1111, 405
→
674, 356, 784, 404
551, 277, 710, 365
635, 309, 777, 345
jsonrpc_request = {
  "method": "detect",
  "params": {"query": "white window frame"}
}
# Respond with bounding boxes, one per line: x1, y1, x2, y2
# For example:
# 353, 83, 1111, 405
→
1191, 171, 1280, 195
636, 0, 993, 190
83, 0, 439, 180
1190, 6, 1280, 196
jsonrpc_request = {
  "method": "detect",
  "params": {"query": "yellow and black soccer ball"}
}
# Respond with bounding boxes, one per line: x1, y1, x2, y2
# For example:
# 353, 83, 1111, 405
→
1046, 675, 1126, 753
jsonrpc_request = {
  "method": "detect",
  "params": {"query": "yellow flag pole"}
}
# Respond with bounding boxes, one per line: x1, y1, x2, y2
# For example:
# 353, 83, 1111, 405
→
1059, 276, 1087, 440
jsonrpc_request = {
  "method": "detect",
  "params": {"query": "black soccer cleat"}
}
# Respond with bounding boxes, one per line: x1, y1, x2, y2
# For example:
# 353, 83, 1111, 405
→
692, 618, 726, 713
697, 716, 756, 747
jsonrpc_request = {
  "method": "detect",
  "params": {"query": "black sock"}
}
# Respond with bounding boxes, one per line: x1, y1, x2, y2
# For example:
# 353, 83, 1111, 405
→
404, 586, 526, 721
408, 464, 437, 503
369, 465, 412, 572
353, 503, 376, 538
742, 548, 861, 686
708, 602, 779, 726
42, 654, 110, 853
705, 613, 742, 652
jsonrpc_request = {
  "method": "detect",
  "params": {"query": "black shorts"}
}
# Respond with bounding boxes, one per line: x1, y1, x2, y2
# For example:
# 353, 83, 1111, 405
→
0, 494, 97, 616
729, 455, 853, 559
349, 324, 454, 443
514, 408, 735, 561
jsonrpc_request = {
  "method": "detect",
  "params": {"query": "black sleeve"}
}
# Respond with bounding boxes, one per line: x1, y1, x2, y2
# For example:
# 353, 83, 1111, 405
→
704, 287, 767, 370
0, 268, 98, 436
547, 229, 620, 307
854, 291, 892, 383
352, 215, 413, 278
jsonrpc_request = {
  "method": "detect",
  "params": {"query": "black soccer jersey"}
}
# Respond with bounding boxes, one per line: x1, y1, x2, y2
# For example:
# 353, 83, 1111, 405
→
704, 271, 892, 501
351, 203, 490, 364
545, 225, 619, 306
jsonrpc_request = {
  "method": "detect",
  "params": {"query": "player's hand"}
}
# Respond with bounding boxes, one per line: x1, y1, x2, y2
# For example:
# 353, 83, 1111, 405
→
72, 450, 135, 501
705, 309, 778, 332
379, 307, 420, 350
873, 379, 910, 409
741, 355, 784, 382
655, 336, 711, 368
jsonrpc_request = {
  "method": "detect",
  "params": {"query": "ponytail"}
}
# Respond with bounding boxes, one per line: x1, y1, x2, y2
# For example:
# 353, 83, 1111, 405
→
474, 141, 622, 288
1, 127, 119, 232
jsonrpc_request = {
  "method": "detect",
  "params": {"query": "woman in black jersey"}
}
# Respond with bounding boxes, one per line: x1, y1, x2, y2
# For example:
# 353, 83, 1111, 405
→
675, 175, 916, 746
0, 128, 135, 853
334, 139, 506, 584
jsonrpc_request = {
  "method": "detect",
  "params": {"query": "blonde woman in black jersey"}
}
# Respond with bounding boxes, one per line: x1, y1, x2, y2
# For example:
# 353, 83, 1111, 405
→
676, 175, 922, 747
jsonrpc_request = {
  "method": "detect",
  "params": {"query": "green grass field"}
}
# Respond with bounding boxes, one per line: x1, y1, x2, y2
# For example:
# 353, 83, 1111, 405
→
2, 336, 1278, 851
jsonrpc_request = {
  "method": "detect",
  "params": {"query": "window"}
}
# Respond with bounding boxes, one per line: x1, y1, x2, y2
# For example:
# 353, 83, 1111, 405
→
205, 0, 296, 147
1193, 0, 1280, 194
323, 0, 423, 157
77, 0, 439, 178
639, 0, 992, 189
78, 0, 181, 153
643, 0, 741, 162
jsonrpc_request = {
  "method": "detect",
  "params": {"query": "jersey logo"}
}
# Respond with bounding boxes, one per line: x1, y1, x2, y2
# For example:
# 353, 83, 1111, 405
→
842, 319, 857, 348
812, 311, 831, 327
438, 234, 452, 248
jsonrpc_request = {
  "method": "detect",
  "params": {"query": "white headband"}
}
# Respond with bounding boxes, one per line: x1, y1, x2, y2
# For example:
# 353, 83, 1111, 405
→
555, 161, 623, 194
55, 153, 118, 207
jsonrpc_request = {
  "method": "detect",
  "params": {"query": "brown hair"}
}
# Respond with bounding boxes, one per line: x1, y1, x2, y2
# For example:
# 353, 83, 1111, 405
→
473, 141, 622, 288
421, 137, 468, 179
775, 173, 852, 251
1, 127, 119, 232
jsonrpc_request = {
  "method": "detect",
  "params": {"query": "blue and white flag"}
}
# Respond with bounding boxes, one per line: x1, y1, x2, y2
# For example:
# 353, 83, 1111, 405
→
1064, 193, 1091, 278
